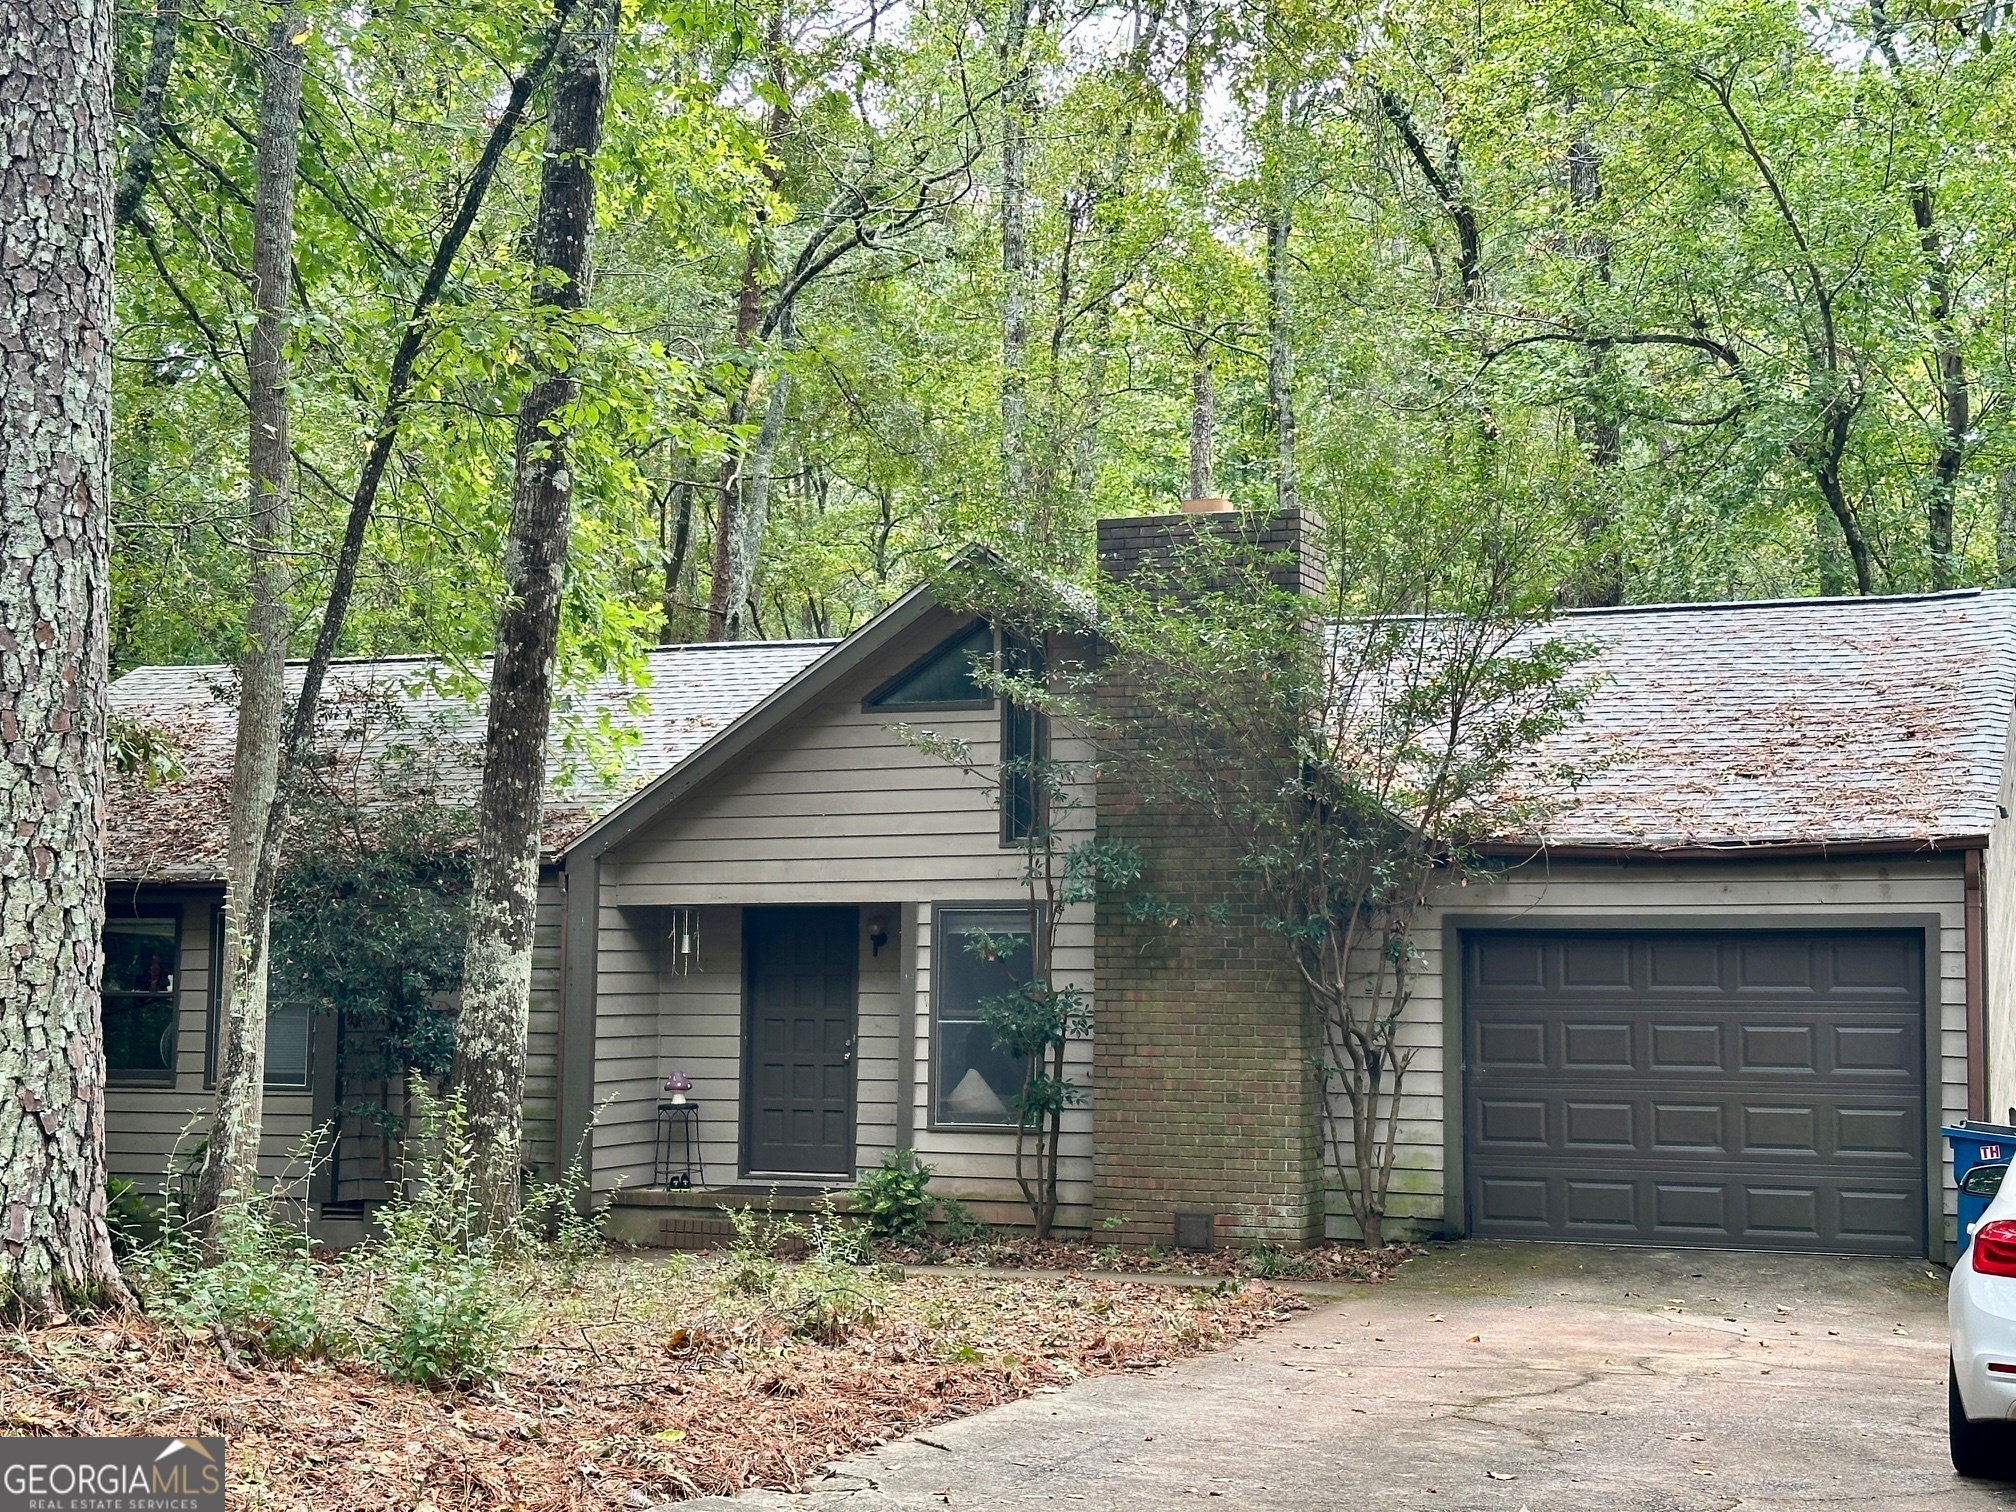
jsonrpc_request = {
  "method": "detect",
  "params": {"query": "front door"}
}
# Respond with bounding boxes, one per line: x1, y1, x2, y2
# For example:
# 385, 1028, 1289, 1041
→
742, 906, 858, 1178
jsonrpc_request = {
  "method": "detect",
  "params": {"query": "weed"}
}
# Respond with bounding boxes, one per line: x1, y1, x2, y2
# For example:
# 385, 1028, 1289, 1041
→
937, 1198, 988, 1244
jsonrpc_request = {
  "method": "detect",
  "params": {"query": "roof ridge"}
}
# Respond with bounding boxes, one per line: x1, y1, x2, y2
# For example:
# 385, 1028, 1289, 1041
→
113, 639, 842, 683
1556, 588, 1992, 618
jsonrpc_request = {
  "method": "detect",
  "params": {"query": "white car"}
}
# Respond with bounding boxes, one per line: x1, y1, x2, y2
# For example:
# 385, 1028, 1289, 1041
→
1949, 1160, 2016, 1476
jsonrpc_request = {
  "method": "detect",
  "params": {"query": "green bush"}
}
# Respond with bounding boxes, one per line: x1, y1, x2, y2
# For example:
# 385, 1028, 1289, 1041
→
358, 1087, 533, 1387
105, 1178, 167, 1258
850, 1149, 937, 1240
133, 1200, 344, 1362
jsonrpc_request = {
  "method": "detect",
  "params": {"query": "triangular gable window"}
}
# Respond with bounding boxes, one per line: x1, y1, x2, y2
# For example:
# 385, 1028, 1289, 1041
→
866, 622, 995, 709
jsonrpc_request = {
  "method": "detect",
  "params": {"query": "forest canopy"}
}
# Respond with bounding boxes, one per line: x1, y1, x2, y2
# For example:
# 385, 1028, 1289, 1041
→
110, 0, 2016, 680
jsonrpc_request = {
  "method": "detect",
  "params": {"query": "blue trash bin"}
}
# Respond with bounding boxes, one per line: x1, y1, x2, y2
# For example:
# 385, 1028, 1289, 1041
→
1943, 1121, 2016, 1251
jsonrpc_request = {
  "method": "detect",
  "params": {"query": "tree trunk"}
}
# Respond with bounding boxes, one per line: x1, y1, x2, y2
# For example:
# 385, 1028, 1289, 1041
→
1566, 116, 1623, 607
658, 479, 692, 644
0, 0, 132, 1318
452, 0, 616, 1229
191, 1, 304, 1239
112, 0, 180, 229
998, 0, 1033, 525
720, 369, 789, 638
1998, 467, 2016, 588
1912, 185, 1967, 590
235, 0, 579, 997
1264, 202, 1296, 515
1188, 340, 1215, 500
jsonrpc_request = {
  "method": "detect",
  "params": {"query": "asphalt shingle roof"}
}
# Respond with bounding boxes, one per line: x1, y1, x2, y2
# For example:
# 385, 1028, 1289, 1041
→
107, 641, 834, 883
1487, 589, 2016, 852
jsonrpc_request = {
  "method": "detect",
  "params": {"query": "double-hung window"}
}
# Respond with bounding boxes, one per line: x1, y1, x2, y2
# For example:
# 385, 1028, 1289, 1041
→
102, 918, 180, 1085
932, 907, 1035, 1128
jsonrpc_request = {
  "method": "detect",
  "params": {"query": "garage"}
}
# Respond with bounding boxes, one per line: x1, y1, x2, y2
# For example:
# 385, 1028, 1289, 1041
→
1463, 928, 1928, 1255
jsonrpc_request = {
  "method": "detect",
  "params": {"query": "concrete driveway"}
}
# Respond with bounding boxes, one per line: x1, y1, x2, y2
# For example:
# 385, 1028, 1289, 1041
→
685, 1242, 2016, 1510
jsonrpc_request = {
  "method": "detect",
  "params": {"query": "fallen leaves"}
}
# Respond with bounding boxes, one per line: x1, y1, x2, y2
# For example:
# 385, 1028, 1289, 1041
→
0, 1259, 1301, 1510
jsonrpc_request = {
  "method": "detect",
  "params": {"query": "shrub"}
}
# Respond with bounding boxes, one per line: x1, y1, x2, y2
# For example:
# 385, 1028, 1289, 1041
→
356, 1087, 532, 1387
850, 1149, 936, 1240
105, 1178, 166, 1258
134, 1200, 344, 1362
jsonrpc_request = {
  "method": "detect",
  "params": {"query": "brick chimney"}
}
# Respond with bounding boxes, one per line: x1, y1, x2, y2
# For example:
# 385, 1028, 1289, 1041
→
1095, 505, 1324, 601
1088, 508, 1327, 1251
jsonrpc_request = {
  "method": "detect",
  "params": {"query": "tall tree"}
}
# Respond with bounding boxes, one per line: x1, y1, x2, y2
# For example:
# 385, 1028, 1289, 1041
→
112, 0, 181, 230
0, 0, 132, 1316
190, 1, 306, 1236
998, 0, 1036, 529
453, 0, 618, 1226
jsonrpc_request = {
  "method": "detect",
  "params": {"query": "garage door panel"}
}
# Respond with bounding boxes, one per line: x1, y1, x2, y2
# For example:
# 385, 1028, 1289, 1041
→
1465, 930, 1926, 1256
1564, 1101, 1634, 1148
1741, 1024, 1818, 1070
1563, 1022, 1635, 1069
1651, 1022, 1724, 1069
1477, 1020, 1547, 1066
1562, 939, 1631, 988
1741, 1104, 1819, 1154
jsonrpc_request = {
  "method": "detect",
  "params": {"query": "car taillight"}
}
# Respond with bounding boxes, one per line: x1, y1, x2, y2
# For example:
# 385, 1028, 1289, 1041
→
1974, 1220, 2016, 1276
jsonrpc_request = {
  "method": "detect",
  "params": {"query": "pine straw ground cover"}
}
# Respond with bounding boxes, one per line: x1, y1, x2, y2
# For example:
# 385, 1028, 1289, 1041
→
878, 1236, 1424, 1283
0, 1255, 1307, 1510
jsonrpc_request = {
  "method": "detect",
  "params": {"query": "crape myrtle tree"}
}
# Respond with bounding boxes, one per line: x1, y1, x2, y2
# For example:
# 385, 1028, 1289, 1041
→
943, 511, 1587, 1248
1084, 517, 1589, 1245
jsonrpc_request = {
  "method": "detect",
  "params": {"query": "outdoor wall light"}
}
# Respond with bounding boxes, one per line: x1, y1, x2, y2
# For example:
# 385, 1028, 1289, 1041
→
868, 915, 890, 956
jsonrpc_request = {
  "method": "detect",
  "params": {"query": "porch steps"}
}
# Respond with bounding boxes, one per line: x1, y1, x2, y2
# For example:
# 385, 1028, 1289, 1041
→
605, 1184, 854, 1252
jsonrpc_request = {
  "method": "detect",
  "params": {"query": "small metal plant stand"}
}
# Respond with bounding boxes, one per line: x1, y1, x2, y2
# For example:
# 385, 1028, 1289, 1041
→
653, 1101, 705, 1190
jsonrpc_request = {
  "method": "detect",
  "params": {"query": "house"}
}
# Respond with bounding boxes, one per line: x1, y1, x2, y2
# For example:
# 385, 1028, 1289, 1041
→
104, 508, 2016, 1259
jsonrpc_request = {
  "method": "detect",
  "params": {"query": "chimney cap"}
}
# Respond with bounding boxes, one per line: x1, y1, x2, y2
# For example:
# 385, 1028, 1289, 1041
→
1178, 496, 1236, 515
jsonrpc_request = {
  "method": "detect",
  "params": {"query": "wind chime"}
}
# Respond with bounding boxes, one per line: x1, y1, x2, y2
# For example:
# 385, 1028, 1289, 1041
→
667, 906, 701, 976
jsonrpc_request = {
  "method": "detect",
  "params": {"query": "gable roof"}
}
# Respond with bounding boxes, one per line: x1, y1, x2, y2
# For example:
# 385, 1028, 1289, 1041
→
560, 580, 964, 861
1487, 589, 2016, 854
106, 640, 833, 884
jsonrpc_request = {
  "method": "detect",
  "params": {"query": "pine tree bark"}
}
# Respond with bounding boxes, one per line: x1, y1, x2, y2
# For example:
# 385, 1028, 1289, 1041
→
112, 0, 180, 230
453, 0, 617, 1227
191, 1, 304, 1239
0, 0, 132, 1318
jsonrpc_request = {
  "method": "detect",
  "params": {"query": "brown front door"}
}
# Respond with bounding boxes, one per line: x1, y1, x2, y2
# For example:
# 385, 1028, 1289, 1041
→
742, 906, 858, 1178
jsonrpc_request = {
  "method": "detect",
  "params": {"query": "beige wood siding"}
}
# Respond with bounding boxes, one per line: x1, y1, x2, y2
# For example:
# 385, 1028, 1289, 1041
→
592, 615, 1095, 1220
1986, 718, 2016, 1121
1324, 855, 1970, 1245
525, 873, 563, 1175
104, 890, 318, 1194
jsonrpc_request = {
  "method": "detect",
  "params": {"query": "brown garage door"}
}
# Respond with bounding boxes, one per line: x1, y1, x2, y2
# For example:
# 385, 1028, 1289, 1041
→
1464, 930, 1927, 1255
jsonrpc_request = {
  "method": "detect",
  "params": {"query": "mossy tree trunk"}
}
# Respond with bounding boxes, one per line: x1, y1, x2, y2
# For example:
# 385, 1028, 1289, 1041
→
453, 0, 616, 1228
0, 0, 133, 1318
192, 1, 304, 1238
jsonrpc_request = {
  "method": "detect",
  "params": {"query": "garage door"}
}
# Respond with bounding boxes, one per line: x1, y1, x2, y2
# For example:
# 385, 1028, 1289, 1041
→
1464, 930, 1927, 1255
